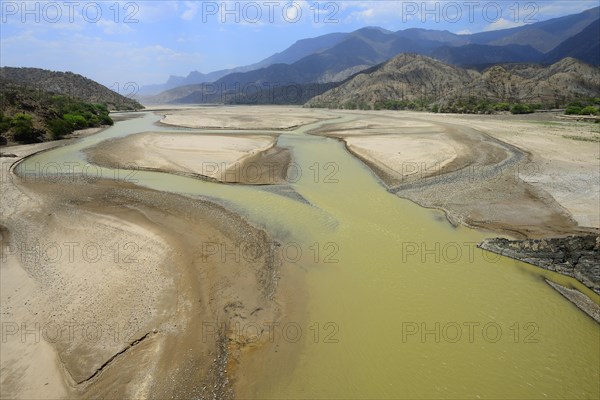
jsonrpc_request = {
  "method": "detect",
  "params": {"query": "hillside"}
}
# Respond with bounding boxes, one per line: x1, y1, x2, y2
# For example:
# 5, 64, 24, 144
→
305, 55, 600, 110
0, 67, 143, 111
543, 19, 600, 65
467, 6, 599, 52
431, 44, 543, 67
0, 68, 143, 144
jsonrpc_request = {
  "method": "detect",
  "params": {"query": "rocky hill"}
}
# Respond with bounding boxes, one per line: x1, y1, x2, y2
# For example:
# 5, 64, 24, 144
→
0, 68, 143, 144
305, 55, 600, 109
0, 67, 143, 111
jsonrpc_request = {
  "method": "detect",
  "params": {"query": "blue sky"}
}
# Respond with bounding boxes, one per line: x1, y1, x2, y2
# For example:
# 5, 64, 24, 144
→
1, 1, 598, 89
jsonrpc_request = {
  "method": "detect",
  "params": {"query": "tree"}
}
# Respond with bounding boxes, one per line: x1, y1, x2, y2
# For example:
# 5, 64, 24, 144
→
493, 103, 511, 112
0, 114, 12, 133
580, 106, 599, 116
11, 113, 38, 143
99, 113, 114, 125
510, 104, 533, 114
47, 119, 73, 139
565, 105, 583, 115
63, 113, 88, 130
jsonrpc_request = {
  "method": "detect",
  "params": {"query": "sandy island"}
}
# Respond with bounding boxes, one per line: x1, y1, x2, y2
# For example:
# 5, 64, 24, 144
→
157, 105, 332, 130
85, 132, 291, 184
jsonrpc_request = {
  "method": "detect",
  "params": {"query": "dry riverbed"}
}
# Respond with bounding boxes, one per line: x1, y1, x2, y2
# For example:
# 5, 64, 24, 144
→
1, 106, 598, 399
310, 110, 599, 239
0, 142, 287, 399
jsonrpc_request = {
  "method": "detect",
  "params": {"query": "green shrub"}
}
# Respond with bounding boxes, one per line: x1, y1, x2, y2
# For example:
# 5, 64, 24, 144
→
0, 114, 12, 133
63, 113, 88, 130
565, 105, 583, 115
11, 113, 38, 143
94, 103, 109, 113
99, 114, 114, 125
580, 106, 599, 116
511, 104, 534, 114
493, 103, 511, 112
47, 119, 73, 139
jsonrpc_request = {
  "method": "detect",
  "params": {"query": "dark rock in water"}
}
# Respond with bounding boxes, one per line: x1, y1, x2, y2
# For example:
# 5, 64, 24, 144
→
479, 235, 600, 295
545, 279, 600, 323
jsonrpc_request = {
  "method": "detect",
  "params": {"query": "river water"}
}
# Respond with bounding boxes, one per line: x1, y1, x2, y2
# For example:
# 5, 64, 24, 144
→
17, 111, 599, 399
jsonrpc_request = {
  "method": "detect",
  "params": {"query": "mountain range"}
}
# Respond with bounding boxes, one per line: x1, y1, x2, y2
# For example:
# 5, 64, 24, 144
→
141, 6, 599, 103
305, 55, 600, 110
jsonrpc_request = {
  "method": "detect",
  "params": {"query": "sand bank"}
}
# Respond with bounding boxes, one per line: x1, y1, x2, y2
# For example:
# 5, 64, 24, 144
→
85, 132, 291, 185
159, 105, 333, 130
310, 110, 598, 239
1, 143, 287, 399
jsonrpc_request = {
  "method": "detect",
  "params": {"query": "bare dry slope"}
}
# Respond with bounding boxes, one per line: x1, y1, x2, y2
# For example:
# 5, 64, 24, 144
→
306, 55, 600, 108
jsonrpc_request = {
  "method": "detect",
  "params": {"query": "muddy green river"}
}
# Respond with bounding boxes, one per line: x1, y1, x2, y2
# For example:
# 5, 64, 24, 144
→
17, 111, 599, 399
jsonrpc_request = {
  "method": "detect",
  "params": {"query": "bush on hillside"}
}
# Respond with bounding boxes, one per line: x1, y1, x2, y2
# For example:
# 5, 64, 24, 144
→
510, 104, 534, 114
47, 118, 72, 139
11, 113, 38, 143
580, 106, 599, 115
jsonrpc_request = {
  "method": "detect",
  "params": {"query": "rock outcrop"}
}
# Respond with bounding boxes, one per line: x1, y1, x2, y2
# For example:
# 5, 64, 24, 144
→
479, 235, 600, 294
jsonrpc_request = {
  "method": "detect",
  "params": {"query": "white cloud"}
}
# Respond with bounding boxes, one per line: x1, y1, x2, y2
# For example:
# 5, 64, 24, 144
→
483, 18, 526, 32
96, 19, 134, 35
180, 1, 199, 21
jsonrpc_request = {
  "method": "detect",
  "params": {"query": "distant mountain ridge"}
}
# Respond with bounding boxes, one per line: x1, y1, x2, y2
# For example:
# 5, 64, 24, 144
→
141, 6, 599, 98
543, 18, 600, 65
138, 32, 351, 95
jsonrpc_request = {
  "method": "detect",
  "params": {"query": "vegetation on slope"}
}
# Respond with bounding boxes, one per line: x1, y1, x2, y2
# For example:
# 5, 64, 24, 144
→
0, 67, 143, 111
310, 96, 600, 117
564, 99, 600, 115
0, 81, 115, 144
